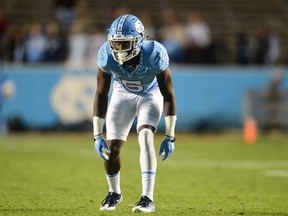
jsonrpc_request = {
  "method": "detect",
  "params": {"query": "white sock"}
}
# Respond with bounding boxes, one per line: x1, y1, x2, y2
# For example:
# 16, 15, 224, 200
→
138, 128, 157, 201
106, 172, 121, 194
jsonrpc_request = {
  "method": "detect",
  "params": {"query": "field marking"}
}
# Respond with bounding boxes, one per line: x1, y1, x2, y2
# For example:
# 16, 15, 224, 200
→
165, 159, 288, 169
264, 170, 288, 178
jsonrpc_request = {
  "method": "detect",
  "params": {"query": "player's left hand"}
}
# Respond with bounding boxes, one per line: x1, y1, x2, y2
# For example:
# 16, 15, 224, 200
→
159, 136, 175, 160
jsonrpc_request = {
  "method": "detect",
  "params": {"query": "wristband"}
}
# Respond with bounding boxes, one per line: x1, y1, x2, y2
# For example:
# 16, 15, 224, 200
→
93, 116, 105, 136
165, 115, 177, 138
165, 135, 176, 142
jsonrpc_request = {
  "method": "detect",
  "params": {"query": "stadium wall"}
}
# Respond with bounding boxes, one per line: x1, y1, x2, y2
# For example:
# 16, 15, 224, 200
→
2, 65, 288, 132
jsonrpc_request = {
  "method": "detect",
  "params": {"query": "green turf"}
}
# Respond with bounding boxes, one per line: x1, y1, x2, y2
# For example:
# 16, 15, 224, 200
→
0, 131, 288, 215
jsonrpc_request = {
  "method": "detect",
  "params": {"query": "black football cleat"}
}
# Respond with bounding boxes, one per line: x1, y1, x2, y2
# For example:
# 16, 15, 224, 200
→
132, 195, 155, 213
99, 192, 122, 211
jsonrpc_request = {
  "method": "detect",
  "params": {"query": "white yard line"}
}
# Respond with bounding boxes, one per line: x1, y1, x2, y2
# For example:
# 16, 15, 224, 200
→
164, 159, 288, 169
263, 170, 288, 178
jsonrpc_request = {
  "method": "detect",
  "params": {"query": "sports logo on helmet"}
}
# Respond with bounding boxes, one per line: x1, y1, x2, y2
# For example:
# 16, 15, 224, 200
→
134, 20, 144, 33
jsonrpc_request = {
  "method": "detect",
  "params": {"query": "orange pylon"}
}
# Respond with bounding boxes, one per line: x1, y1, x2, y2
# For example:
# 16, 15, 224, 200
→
244, 116, 258, 144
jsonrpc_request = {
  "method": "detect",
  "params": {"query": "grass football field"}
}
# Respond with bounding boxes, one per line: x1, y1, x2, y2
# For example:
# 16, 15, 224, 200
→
0, 131, 288, 216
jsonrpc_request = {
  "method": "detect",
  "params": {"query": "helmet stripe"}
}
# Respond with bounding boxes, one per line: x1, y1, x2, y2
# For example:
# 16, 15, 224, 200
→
116, 14, 129, 35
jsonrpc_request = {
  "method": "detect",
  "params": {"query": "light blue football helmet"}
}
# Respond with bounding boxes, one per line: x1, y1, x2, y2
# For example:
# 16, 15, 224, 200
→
108, 14, 145, 64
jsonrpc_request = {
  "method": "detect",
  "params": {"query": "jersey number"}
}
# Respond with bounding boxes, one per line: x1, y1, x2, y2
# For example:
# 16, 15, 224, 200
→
121, 79, 144, 92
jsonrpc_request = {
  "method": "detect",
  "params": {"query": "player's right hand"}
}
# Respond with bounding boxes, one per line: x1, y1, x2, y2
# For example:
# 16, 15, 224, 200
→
94, 135, 110, 160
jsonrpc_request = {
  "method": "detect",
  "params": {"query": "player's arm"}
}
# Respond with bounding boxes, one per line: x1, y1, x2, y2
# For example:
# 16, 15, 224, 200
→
93, 68, 111, 119
157, 67, 176, 118
157, 68, 177, 160
93, 68, 111, 160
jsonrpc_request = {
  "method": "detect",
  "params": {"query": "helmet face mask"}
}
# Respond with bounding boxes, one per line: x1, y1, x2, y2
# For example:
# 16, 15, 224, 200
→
108, 36, 134, 52
108, 14, 145, 65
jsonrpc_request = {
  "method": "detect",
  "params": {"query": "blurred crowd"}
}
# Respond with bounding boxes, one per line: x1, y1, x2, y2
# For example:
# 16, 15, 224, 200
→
0, 3, 282, 69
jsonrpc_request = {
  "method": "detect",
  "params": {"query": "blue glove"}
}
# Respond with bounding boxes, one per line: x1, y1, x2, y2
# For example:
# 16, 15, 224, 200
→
159, 136, 176, 160
94, 135, 110, 160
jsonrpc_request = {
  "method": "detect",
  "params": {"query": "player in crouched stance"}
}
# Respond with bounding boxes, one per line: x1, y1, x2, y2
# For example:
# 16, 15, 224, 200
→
93, 14, 177, 213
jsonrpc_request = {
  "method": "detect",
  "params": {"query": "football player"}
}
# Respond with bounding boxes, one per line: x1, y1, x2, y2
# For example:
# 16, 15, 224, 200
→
93, 14, 177, 213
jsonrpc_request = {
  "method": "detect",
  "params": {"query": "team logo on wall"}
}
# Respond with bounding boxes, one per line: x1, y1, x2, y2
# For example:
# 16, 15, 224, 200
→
50, 75, 96, 124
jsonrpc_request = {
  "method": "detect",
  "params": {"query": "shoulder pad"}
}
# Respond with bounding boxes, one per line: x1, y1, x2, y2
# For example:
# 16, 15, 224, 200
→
142, 41, 169, 71
97, 42, 111, 72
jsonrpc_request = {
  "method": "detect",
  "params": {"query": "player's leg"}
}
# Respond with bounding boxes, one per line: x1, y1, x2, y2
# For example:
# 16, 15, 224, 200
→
132, 125, 156, 213
104, 139, 123, 194
100, 90, 136, 211
132, 87, 163, 213
138, 125, 157, 200
99, 139, 124, 211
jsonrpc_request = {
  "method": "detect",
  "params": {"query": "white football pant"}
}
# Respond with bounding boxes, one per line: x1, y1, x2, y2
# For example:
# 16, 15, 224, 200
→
106, 86, 163, 141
